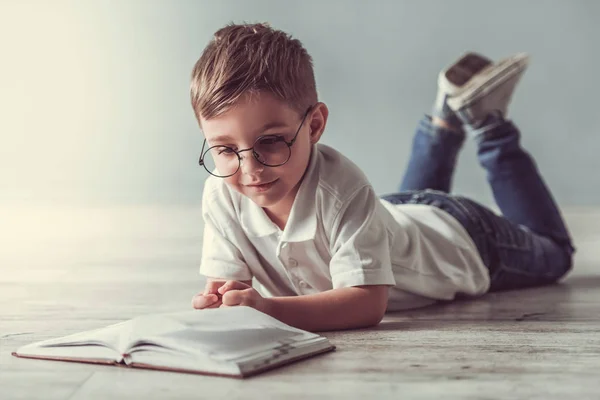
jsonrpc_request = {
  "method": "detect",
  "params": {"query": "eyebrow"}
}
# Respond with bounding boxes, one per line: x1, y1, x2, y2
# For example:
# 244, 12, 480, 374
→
208, 121, 291, 143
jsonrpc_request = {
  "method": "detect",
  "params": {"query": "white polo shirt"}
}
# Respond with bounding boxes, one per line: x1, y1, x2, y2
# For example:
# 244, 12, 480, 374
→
199, 143, 490, 311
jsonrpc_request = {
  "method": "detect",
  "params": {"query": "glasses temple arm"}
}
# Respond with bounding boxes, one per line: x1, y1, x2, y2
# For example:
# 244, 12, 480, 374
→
199, 139, 207, 165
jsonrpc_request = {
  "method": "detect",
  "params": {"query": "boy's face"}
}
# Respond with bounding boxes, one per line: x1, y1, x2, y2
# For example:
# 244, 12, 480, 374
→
200, 93, 327, 219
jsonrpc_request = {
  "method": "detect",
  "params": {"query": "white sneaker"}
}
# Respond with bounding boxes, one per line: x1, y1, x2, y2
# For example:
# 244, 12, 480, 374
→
446, 53, 530, 127
432, 52, 492, 126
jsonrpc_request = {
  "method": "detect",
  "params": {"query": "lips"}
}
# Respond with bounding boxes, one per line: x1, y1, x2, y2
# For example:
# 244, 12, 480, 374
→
244, 179, 278, 192
245, 179, 277, 187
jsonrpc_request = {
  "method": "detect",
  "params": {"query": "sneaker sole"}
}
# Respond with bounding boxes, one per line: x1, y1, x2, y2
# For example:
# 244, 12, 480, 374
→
438, 52, 493, 92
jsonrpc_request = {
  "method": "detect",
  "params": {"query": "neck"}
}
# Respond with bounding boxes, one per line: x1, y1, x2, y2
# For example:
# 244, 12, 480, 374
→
263, 207, 289, 231
263, 180, 303, 231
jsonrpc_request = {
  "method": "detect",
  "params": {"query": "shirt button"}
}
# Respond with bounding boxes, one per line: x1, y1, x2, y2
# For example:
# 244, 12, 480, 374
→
298, 280, 308, 288
288, 258, 298, 267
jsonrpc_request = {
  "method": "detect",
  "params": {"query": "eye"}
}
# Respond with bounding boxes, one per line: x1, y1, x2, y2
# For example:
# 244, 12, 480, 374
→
218, 147, 236, 155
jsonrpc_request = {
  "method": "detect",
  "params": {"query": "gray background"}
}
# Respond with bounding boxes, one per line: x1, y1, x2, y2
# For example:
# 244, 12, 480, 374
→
1, 0, 598, 208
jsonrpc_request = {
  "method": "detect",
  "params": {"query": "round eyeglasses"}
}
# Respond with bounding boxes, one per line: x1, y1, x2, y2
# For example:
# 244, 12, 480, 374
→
198, 107, 312, 178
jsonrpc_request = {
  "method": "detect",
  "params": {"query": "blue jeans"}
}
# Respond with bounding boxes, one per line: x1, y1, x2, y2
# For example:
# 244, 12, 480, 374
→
381, 116, 575, 292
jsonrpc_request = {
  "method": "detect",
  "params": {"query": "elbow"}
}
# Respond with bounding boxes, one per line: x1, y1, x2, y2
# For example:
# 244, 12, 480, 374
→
371, 286, 389, 326
357, 306, 385, 329
357, 286, 389, 328
368, 302, 387, 327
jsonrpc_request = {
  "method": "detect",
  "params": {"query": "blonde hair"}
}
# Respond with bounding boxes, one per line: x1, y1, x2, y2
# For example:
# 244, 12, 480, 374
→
190, 23, 317, 120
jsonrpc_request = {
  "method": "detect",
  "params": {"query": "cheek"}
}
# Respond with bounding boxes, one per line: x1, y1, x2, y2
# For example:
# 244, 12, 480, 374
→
293, 142, 313, 173
280, 149, 310, 181
224, 176, 241, 190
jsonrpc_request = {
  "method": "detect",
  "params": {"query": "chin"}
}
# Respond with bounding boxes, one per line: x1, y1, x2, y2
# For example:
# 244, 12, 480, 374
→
245, 192, 283, 208
240, 183, 290, 209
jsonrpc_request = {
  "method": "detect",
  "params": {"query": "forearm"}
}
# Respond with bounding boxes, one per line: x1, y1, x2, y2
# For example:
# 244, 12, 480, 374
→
264, 285, 389, 332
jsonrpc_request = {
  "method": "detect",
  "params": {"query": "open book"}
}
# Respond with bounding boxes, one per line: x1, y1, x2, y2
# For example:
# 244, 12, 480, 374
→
12, 306, 335, 378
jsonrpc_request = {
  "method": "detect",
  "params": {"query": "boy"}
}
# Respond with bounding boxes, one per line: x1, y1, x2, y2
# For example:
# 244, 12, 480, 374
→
190, 23, 575, 332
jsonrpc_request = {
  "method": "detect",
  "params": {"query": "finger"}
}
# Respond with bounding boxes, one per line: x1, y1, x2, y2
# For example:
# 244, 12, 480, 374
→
221, 290, 243, 306
218, 280, 250, 295
204, 279, 226, 295
191, 293, 219, 309
191, 294, 209, 309
205, 299, 222, 308
196, 290, 223, 303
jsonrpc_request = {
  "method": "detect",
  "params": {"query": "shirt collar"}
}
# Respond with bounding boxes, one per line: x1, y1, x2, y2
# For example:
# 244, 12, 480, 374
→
240, 145, 319, 242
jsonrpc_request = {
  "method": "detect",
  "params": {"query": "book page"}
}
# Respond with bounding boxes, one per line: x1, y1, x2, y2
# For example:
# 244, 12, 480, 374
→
126, 347, 241, 377
149, 326, 301, 360
14, 320, 132, 362
15, 341, 120, 363
34, 320, 129, 351
126, 307, 320, 360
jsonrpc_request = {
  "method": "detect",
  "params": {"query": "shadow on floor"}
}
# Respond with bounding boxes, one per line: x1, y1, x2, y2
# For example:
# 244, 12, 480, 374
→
370, 273, 600, 331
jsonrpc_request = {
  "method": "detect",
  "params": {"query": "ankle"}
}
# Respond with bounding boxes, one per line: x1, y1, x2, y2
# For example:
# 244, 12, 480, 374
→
465, 110, 506, 130
432, 116, 463, 134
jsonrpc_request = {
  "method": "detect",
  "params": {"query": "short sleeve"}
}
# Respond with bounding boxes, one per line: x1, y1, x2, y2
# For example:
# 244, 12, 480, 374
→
199, 180, 253, 281
199, 217, 253, 280
328, 185, 396, 289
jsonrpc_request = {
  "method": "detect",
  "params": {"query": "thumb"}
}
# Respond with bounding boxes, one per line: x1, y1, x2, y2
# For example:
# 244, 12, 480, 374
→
204, 279, 226, 295
221, 290, 243, 307
218, 280, 251, 295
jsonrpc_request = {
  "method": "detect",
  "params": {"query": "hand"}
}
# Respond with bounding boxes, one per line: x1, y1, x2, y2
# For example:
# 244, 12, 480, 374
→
191, 279, 227, 309
218, 280, 269, 314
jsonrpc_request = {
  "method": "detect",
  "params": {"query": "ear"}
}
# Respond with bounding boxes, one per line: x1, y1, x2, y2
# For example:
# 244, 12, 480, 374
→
307, 102, 329, 144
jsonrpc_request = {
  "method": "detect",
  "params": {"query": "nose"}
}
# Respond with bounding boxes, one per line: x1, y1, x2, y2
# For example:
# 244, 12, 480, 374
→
239, 151, 264, 175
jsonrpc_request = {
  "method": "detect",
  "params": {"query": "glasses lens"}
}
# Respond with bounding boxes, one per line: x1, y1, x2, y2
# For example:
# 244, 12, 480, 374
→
203, 146, 239, 177
254, 136, 291, 166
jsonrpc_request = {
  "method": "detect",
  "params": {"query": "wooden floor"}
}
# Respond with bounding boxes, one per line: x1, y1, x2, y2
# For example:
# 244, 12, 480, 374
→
1, 206, 599, 399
